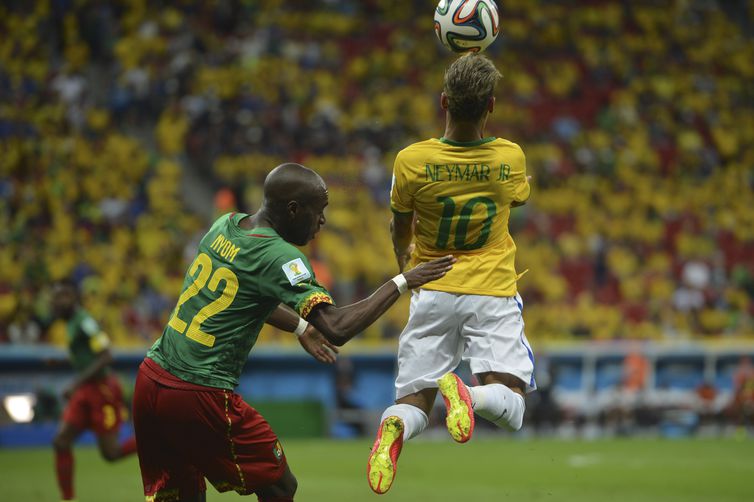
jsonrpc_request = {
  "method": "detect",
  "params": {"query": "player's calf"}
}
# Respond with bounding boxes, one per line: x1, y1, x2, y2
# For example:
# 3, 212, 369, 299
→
468, 381, 526, 431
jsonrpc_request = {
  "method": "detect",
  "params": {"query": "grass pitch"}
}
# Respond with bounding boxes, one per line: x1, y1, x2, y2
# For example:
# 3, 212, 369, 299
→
2, 437, 752, 501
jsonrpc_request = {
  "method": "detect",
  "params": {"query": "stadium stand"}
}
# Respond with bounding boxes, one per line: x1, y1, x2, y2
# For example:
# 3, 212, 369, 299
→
2, 1, 752, 349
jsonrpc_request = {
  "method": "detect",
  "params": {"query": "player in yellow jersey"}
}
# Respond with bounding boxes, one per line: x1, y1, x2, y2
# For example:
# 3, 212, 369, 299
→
367, 53, 536, 495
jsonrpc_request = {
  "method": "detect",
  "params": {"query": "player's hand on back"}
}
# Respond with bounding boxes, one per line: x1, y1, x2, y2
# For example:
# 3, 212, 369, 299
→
403, 255, 456, 289
298, 324, 339, 364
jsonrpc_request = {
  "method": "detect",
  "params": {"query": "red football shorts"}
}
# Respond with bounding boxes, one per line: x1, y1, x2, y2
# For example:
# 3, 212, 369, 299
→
62, 374, 127, 435
132, 358, 288, 500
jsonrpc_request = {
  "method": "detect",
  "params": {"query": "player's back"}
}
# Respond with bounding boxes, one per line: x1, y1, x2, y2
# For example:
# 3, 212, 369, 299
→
148, 213, 303, 389
390, 137, 530, 297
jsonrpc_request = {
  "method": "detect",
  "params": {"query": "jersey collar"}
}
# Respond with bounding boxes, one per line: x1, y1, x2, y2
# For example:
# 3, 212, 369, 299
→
438, 136, 496, 147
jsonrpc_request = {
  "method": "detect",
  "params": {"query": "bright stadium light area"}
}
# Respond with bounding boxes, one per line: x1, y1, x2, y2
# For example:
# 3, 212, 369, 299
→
3, 394, 36, 423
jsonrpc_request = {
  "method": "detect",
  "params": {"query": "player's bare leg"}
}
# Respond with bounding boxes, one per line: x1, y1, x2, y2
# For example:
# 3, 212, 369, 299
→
53, 421, 82, 501
396, 387, 437, 416
255, 465, 297, 502
96, 430, 136, 462
367, 388, 435, 494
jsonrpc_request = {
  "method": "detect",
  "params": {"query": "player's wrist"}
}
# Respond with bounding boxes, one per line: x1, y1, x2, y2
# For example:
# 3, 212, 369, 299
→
293, 317, 309, 337
391, 274, 408, 294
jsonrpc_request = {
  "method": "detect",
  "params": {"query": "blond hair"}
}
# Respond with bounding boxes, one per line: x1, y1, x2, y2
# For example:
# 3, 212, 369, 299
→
443, 53, 502, 121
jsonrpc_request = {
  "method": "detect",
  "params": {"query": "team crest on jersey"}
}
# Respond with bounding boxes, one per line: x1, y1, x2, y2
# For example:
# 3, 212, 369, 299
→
272, 440, 284, 462
282, 258, 310, 285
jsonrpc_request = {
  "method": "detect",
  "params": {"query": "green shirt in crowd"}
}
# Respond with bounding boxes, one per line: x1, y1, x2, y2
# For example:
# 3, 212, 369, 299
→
67, 308, 110, 374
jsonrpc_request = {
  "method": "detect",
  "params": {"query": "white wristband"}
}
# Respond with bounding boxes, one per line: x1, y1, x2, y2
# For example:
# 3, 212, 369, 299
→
293, 317, 309, 337
391, 274, 408, 294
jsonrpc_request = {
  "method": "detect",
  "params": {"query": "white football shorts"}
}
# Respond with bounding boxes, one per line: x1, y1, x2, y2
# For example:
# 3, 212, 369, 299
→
394, 289, 536, 399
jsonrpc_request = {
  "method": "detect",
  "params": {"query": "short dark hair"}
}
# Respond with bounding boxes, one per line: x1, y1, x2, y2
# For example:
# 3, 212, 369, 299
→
443, 53, 502, 121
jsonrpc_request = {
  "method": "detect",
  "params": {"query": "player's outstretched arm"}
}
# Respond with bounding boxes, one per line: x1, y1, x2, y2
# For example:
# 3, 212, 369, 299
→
266, 304, 339, 364
307, 255, 455, 346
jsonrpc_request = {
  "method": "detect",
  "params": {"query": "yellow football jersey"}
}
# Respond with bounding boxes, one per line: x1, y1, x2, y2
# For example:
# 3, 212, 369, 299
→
390, 136, 530, 297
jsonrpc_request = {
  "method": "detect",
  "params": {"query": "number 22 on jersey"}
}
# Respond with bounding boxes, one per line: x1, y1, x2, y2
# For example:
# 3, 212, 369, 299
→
167, 252, 239, 347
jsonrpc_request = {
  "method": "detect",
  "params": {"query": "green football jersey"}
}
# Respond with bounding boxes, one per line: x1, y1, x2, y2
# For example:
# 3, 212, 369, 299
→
67, 309, 110, 374
147, 213, 334, 389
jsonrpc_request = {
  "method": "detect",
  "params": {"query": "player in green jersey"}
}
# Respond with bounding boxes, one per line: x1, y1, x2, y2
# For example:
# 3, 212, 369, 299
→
51, 281, 137, 501
133, 163, 455, 502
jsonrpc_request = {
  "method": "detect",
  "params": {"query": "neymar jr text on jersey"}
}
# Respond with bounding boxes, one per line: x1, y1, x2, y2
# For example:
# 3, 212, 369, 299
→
424, 163, 512, 183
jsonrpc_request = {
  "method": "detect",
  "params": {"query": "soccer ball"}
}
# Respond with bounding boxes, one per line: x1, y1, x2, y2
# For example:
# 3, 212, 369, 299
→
434, 0, 500, 53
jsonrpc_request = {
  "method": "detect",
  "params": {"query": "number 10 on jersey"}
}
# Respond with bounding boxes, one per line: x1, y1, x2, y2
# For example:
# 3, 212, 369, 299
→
435, 196, 497, 250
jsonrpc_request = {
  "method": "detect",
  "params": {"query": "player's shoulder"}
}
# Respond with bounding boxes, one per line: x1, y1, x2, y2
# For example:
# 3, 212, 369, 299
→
492, 137, 525, 153
269, 238, 306, 259
209, 212, 236, 231
396, 138, 441, 161
264, 243, 315, 286
74, 309, 100, 335
263, 238, 310, 269
491, 138, 526, 165
73, 308, 93, 323
198, 212, 234, 242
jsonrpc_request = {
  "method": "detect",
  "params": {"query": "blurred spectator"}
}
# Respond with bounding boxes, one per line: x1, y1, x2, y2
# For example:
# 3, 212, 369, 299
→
8, 303, 42, 345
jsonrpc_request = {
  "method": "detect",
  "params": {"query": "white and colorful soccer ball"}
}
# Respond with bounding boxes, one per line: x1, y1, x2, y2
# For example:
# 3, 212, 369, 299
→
434, 0, 500, 53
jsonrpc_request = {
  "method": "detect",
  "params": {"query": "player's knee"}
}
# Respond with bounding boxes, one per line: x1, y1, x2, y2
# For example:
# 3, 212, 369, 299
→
276, 471, 299, 499
256, 470, 297, 501
281, 472, 298, 498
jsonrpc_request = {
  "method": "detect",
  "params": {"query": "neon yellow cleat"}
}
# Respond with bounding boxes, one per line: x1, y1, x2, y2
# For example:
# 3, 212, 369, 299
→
367, 416, 404, 494
437, 373, 475, 443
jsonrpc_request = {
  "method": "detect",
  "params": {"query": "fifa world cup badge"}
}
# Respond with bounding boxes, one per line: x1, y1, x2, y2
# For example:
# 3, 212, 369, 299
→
282, 258, 311, 285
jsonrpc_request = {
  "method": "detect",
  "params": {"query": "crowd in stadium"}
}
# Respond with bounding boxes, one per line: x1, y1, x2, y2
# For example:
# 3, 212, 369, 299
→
1, 0, 753, 347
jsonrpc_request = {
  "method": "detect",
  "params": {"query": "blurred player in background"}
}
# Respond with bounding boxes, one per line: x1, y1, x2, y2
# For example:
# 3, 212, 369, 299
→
51, 281, 137, 501
132, 163, 454, 502
367, 53, 536, 494
728, 356, 754, 430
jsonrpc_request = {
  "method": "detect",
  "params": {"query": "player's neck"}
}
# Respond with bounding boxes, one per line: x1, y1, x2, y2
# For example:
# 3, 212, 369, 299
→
239, 210, 274, 230
443, 120, 486, 143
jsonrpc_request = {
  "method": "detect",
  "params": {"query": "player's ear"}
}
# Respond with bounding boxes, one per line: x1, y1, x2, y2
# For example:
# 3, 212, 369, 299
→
440, 92, 449, 111
287, 200, 299, 218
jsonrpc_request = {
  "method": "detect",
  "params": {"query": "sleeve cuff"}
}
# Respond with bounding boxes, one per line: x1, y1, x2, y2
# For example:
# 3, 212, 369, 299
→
297, 293, 335, 319
390, 206, 414, 215
514, 182, 531, 203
